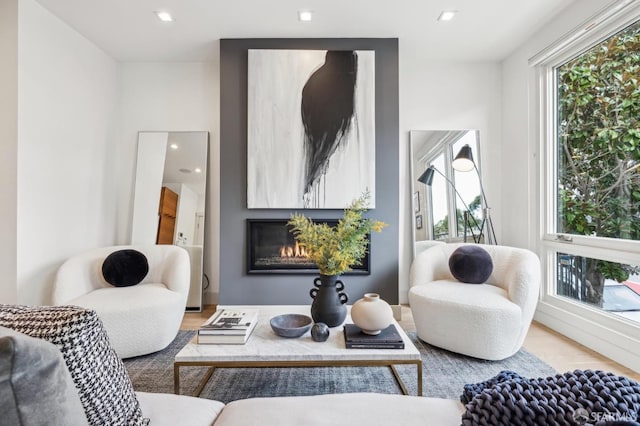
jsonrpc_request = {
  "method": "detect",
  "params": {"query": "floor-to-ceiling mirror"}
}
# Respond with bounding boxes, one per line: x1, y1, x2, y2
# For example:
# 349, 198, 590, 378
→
409, 130, 482, 259
131, 131, 209, 311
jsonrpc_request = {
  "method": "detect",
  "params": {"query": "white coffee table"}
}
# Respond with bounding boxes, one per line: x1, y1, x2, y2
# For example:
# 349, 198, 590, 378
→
174, 305, 423, 396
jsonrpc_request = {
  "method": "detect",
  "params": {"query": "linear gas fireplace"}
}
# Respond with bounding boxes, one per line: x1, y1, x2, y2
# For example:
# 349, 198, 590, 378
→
247, 219, 370, 275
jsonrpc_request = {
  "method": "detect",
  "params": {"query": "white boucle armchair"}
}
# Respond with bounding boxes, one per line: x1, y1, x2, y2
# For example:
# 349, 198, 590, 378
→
53, 245, 190, 358
409, 243, 540, 361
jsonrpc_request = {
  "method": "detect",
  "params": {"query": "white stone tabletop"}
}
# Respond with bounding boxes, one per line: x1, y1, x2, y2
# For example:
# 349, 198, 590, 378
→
175, 305, 421, 363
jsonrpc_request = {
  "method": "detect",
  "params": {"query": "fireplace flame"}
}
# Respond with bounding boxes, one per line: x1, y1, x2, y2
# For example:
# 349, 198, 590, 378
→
279, 241, 310, 258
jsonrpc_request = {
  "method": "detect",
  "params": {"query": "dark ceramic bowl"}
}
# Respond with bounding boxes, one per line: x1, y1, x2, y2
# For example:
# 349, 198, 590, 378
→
270, 314, 313, 338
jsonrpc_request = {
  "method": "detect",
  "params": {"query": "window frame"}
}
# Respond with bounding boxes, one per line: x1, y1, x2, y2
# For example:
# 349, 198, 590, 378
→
531, 1, 640, 339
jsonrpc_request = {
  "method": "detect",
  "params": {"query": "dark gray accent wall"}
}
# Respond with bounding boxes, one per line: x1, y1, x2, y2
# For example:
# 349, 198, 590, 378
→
220, 38, 399, 305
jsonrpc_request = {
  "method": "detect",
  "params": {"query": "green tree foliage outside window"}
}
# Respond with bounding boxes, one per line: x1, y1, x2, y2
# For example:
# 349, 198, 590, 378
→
557, 19, 640, 305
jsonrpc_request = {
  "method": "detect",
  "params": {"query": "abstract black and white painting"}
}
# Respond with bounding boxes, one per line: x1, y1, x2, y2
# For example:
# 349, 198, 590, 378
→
247, 49, 375, 209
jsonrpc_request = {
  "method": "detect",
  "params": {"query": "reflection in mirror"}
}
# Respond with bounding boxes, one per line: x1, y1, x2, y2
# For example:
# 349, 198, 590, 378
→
410, 130, 481, 256
131, 131, 209, 311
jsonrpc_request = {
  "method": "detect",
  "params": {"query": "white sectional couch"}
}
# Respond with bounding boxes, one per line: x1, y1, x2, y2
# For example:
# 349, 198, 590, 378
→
137, 391, 464, 426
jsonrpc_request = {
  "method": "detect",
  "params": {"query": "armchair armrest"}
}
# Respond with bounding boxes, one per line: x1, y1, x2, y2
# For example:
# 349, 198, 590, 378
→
410, 244, 452, 288
158, 246, 190, 296
503, 249, 541, 306
503, 248, 541, 320
53, 252, 108, 304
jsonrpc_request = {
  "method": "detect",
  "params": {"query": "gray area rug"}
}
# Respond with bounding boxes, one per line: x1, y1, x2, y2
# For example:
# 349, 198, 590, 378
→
124, 330, 556, 404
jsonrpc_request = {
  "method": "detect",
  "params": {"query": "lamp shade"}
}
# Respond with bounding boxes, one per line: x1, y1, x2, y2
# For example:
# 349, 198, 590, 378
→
452, 144, 475, 172
417, 166, 435, 185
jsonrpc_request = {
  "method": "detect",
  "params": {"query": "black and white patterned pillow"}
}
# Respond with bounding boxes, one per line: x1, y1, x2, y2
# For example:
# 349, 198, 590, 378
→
0, 305, 149, 426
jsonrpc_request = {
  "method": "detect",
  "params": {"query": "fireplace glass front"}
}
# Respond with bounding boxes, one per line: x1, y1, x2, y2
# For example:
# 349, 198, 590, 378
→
246, 219, 370, 274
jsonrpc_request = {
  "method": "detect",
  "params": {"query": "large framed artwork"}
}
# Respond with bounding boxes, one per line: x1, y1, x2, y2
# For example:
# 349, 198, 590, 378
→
247, 49, 376, 209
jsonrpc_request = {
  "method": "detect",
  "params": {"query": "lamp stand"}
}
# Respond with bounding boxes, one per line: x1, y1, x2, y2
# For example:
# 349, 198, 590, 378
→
474, 164, 497, 245
463, 211, 469, 243
463, 210, 481, 244
480, 207, 497, 245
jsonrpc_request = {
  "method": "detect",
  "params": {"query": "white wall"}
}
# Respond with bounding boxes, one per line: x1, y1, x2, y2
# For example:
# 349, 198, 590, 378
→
398, 46, 502, 303
16, 0, 120, 305
119, 59, 219, 302
0, 0, 18, 304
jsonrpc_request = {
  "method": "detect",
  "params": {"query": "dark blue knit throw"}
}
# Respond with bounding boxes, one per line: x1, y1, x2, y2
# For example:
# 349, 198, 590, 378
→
461, 369, 640, 426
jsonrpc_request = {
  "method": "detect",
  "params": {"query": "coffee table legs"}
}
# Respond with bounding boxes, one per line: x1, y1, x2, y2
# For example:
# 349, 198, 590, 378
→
174, 361, 423, 397
174, 364, 216, 396
415, 360, 423, 396
193, 367, 216, 397
390, 361, 422, 396
174, 363, 180, 395
390, 360, 422, 396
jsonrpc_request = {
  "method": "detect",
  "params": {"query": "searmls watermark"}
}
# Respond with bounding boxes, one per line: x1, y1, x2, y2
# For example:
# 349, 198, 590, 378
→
591, 411, 637, 422
572, 407, 637, 424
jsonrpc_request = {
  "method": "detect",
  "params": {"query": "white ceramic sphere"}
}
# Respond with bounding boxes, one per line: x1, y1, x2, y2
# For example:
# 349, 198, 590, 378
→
351, 293, 393, 335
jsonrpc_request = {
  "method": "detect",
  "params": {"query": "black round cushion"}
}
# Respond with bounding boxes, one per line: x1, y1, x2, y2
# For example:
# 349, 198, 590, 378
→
448, 245, 493, 284
101, 249, 149, 287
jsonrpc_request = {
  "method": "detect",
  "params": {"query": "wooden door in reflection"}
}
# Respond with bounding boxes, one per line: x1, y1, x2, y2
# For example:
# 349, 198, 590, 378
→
157, 186, 178, 244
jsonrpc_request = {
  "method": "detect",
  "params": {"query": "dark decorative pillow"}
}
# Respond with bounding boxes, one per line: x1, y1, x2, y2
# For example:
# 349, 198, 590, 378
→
102, 249, 149, 287
448, 245, 493, 284
0, 305, 149, 426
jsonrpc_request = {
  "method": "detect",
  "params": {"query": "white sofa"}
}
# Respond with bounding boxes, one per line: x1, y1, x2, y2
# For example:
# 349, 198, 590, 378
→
138, 391, 464, 426
53, 245, 190, 358
409, 243, 541, 360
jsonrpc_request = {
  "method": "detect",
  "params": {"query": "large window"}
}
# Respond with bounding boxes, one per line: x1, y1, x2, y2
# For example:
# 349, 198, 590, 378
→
537, 9, 640, 327
557, 19, 640, 243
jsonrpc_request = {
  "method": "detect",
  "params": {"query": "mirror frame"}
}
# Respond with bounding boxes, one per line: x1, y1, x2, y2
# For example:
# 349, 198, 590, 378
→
131, 131, 209, 311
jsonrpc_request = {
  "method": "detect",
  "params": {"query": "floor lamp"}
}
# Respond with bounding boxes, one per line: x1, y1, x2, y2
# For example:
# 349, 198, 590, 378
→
417, 165, 482, 244
451, 144, 497, 245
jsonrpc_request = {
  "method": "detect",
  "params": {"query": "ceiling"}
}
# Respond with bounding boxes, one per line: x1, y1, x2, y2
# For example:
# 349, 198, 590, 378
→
34, 0, 577, 62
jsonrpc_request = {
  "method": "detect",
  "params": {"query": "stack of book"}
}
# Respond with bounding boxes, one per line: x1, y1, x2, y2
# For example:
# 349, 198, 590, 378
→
197, 308, 259, 344
343, 324, 404, 349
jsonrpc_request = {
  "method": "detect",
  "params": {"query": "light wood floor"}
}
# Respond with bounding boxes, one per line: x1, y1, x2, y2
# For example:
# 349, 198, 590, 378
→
181, 305, 639, 381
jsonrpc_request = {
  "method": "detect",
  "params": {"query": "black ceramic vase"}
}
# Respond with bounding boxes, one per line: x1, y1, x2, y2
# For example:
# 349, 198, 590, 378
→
309, 274, 349, 327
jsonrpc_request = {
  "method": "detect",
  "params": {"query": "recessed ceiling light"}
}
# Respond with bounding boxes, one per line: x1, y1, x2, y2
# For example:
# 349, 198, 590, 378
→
194, 168, 202, 173
298, 10, 313, 22
437, 10, 457, 22
155, 11, 174, 22
170, 143, 178, 149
